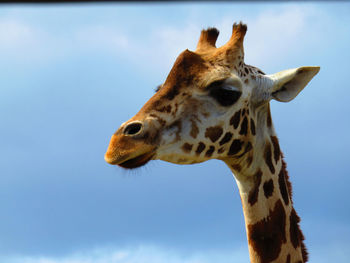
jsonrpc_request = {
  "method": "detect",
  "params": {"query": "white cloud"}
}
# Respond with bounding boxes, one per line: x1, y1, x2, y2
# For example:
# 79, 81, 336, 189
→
3, 245, 248, 263
0, 4, 330, 72
4, 241, 350, 263
214, 5, 328, 71
74, 22, 202, 72
0, 19, 132, 65
117, 5, 329, 73
75, 25, 130, 52
0, 19, 45, 61
0, 20, 36, 46
150, 23, 200, 68
0, 18, 68, 64
244, 6, 307, 67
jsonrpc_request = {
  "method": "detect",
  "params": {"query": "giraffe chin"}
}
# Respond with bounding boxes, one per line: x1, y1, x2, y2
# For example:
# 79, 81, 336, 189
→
118, 152, 155, 169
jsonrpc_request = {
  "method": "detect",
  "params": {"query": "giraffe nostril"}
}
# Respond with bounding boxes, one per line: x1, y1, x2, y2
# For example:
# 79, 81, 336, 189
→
123, 122, 143, 136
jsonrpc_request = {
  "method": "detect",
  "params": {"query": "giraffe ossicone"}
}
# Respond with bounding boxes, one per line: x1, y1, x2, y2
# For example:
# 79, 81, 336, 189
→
105, 22, 319, 263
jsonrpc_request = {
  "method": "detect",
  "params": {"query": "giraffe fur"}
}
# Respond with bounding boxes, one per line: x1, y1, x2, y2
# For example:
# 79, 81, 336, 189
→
105, 22, 319, 263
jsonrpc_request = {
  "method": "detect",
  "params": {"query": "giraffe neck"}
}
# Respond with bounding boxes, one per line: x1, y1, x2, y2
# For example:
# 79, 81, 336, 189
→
224, 136, 307, 263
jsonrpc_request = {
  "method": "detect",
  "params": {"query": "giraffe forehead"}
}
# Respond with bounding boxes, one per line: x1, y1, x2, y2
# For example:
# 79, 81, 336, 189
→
138, 49, 253, 118
160, 49, 238, 98
163, 50, 208, 91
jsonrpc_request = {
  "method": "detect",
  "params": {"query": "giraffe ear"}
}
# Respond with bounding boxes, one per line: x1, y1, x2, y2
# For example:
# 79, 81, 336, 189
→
268, 66, 320, 102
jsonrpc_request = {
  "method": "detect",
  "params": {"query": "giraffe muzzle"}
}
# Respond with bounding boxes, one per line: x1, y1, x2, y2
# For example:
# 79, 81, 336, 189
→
104, 124, 157, 169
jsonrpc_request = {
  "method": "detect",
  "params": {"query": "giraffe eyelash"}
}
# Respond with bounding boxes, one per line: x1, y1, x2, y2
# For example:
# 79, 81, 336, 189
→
209, 86, 241, 107
207, 79, 242, 107
206, 79, 227, 90
155, 84, 163, 93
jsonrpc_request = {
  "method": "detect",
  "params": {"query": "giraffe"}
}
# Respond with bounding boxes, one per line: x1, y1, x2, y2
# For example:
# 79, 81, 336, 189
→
104, 22, 320, 263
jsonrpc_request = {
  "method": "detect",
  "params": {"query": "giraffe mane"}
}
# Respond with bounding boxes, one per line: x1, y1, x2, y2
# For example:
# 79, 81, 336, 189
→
281, 154, 308, 262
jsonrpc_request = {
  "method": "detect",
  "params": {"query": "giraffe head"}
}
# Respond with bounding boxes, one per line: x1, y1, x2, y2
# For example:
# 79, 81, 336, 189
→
105, 22, 319, 169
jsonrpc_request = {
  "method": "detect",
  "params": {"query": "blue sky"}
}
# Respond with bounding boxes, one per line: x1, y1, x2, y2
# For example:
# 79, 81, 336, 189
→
0, 2, 349, 263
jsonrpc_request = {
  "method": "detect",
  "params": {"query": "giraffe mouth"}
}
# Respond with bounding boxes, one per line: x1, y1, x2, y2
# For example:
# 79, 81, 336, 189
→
104, 133, 156, 169
118, 151, 155, 169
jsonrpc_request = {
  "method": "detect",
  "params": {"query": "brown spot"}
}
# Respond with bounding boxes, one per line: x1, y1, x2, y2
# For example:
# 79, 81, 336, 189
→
284, 182, 308, 262
165, 105, 171, 113
173, 103, 179, 116
150, 114, 166, 127
264, 141, 275, 174
163, 84, 180, 101
244, 79, 249, 84
205, 126, 223, 143
267, 106, 272, 127
247, 200, 286, 263
290, 208, 301, 249
167, 120, 182, 142
141, 128, 159, 145
195, 142, 206, 155
247, 155, 253, 167
286, 254, 291, 263
281, 158, 293, 202
278, 168, 289, 206
182, 143, 193, 153
280, 158, 309, 262
271, 136, 280, 163
289, 208, 308, 263
205, 146, 215, 157
230, 110, 241, 129
217, 147, 225, 154
237, 142, 252, 158
143, 131, 150, 140
201, 111, 210, 118
245, 67, 249, 74
239, 116, 248, 135
263, 179, 274, 198
190, 119, 199, 139
228, 139, 243, 155
231, 163, 241, 172
156, 105, 171, 113
250, 119, 256, 135
248, 170, 262, 206
219, 132, 232, 146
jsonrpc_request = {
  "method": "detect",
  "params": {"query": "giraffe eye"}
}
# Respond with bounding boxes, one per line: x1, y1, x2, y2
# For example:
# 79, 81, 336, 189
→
208, 80, 241, 106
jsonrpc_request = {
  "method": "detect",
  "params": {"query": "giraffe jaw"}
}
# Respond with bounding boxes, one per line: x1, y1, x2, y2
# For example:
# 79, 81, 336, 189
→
105, 148, 156, 169
117, 151, 155, 169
